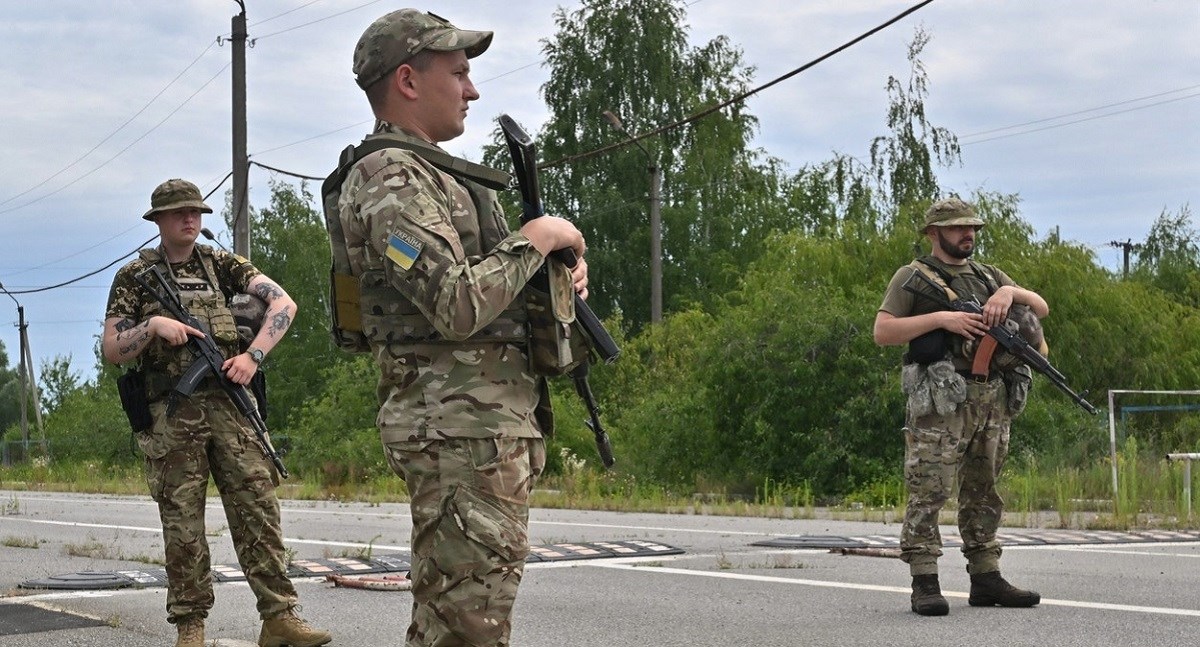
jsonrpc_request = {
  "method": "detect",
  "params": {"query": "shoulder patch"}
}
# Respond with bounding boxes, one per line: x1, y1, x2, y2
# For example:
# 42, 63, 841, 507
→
386, 232, 424, 271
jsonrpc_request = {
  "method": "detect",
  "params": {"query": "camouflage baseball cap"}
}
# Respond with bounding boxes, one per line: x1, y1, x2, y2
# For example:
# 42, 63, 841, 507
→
142, 179, 213, 221
922, 197, 985, 231
353, 9, 493, 91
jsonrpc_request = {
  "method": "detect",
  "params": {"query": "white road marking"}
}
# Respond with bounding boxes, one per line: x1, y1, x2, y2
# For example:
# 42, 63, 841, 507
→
588, 562, 1200, 617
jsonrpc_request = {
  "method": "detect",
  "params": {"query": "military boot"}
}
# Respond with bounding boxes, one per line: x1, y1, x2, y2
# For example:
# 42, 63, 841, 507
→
969, 571, 1041, 607
258, 608, 332, 647
910, 574, 950, 616
174, 617, 204, 647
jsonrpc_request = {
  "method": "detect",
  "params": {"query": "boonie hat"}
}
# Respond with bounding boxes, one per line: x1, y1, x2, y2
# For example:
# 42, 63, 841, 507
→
353, 9, 493, 91
923, 197, 985, 231
142, 179, 213, 221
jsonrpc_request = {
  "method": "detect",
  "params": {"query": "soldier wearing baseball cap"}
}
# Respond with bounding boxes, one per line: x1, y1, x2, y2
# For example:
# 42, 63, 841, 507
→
142, 178, 213, 221
325, 8, 591, 647
352, 9, 493, 91
874, 196, 1049, 617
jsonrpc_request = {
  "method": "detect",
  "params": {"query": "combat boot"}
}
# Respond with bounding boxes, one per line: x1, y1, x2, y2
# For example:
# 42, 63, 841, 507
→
258, 607, 332, 647
174, 617, 204, 647
910, 574, 950, 616
969, 571, 1041, 607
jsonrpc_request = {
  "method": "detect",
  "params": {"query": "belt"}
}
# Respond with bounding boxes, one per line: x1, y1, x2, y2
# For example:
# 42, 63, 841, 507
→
957, 369, 999, 384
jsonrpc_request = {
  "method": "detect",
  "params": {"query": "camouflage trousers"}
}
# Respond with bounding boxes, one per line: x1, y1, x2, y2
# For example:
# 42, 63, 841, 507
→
901, 378, 1012, 576
385, 437, 546, 647
139, 390, 296, 624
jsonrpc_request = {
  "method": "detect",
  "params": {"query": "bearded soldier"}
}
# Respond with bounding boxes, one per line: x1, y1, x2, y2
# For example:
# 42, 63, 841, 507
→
874, 197, 1048, 616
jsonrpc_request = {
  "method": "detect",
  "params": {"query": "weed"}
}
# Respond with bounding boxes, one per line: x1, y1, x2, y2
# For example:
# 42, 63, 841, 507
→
1, 535, 39, 549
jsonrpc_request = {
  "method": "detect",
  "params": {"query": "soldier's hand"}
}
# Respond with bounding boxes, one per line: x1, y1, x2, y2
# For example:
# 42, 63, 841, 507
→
222, 353, 257, 386
520, 216, 586, 259
150, 316, 204, 346
571, 256, 589, 300
942, 311, 989, 339
982, 287, 1015, 326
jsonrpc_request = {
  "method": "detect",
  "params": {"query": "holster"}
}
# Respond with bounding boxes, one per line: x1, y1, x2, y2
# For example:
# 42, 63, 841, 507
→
116, 369, 154, 433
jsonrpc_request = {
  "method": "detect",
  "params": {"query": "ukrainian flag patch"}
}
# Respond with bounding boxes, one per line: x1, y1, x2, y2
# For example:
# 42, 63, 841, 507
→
386, 232, 423, 270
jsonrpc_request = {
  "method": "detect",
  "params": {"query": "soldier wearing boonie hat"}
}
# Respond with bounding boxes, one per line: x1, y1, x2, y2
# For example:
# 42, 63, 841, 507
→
873, 196, 1049, 617
142, 178, 213, 221
103, 180, 329, 647
325, 8, 592, 647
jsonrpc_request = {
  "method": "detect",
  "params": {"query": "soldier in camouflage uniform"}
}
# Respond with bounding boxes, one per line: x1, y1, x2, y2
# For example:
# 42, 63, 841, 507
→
102, 179, 331, 647
326, 9, 589, 646
874, 197, 1047, 616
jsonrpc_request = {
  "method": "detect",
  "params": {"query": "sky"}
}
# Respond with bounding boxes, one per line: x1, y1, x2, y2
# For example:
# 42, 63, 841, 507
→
0, 0, 1196, 383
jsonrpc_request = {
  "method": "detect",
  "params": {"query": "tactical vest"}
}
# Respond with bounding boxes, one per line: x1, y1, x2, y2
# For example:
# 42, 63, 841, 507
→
907, 256, 1003, 369
136, 245, 241, 398
322, 131, 526, 351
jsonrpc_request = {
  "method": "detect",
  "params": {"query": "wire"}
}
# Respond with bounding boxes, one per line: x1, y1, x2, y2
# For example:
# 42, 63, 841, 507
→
249, 0, 326, 28
0, 63, 232, 217
540, 0, 934, 169
254, 0, 385, 41
961, 91, 1200, 146
5, 236, 160, 295
251, 161, 323, 181
0, 40, 221, 209
0, 173, 234, 296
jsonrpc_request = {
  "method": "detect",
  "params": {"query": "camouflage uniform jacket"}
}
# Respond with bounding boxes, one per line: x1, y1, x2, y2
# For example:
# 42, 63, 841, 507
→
334, 122, 549, 443
105, 244, 260, 399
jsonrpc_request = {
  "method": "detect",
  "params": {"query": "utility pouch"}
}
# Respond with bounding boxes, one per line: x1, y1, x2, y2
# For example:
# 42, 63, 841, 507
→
526, 262, 590, 376
1004, 364, 1032, 417
117, 369, 153, 433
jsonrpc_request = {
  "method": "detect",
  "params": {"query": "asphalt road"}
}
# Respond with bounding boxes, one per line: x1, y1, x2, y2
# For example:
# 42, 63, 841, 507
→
0, 490, 1197, 646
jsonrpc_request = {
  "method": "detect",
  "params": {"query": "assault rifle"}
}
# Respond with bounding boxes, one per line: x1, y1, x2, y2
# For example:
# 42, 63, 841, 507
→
902, 269, 1098, 415
133, 265, 290, 477
500, 113, 617, 468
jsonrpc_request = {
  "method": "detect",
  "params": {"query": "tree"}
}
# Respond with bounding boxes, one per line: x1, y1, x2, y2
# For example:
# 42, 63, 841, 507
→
226, 179, 354, 429
512, 0, 788, 327
1130, 205, 1200, 305
37, 355, 80, 416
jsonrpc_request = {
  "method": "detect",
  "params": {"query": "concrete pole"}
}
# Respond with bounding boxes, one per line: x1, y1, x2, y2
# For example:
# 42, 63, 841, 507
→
231, 2, 250, 259
649, 163, 662, 323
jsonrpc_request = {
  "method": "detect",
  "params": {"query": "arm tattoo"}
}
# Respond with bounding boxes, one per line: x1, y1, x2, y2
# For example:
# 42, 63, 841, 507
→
267, 306, 292, 339
114, 318, 137, 333
252, 280, 285, 303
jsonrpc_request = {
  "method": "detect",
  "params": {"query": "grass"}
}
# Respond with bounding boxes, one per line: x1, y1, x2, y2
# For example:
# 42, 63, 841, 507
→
1, 441, 1197, 531
2, 535, 39, 549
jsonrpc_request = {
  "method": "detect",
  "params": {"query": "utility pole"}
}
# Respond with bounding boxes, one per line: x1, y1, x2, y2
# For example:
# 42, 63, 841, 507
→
1108, 239, 1138, 278
230, 0, 250, 259
0, 282, 43, 458
602, 110, 663, 323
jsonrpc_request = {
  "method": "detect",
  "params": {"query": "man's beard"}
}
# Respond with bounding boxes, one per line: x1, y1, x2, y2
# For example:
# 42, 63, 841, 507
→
936, 230, 974, 260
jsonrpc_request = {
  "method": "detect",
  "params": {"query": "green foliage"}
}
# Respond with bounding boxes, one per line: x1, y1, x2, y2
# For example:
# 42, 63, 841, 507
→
282, 355, 388, 485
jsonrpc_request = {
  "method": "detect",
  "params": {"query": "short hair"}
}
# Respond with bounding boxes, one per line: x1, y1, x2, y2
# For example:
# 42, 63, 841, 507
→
364, 50, 437, 114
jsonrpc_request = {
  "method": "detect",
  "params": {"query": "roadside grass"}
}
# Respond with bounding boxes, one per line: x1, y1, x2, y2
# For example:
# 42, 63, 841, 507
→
1, 440, 1196, 531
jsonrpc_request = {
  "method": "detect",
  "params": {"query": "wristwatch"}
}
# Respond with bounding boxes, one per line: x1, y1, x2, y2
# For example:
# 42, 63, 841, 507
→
247, 347, 265, 365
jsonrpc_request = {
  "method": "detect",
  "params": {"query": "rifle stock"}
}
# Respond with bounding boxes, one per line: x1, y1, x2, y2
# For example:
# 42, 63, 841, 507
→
901, 269, 1098, 415
133, 265, 290, 477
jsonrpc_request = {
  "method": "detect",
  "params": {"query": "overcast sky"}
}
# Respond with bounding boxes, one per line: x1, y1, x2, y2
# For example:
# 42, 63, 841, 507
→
0, 0, 1196, 382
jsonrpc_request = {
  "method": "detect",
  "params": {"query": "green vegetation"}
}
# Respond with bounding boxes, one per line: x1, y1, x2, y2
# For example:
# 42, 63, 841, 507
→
3, 1, 1199, 530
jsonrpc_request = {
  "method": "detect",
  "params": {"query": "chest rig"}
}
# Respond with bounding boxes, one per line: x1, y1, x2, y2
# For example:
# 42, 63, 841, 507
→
137, 245, 240, 398
323, 130, 528, 350
908, 256, 1002, 371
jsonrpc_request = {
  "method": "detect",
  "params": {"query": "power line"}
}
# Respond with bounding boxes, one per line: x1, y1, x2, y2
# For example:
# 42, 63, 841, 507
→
540, 0, 935, 169
1, 174, 233, 296
0, 63, 231, 217
961, 91, 1200, 146
0, 40, 221, 209
253, 0, 385, 41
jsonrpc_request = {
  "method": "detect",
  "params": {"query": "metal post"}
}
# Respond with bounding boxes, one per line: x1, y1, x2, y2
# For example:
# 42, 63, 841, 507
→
1108, 389, 1118, 511
1166, 453, 1199, 519
231, 1, 250, 259
14, 305, 29, 451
